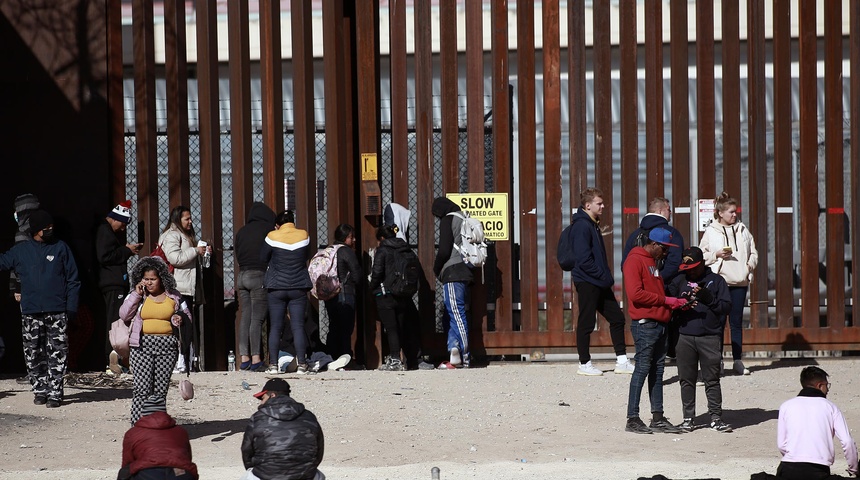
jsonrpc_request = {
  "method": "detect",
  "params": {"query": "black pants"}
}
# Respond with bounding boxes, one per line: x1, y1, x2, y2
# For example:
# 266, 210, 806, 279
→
776, 461, 834, 480
676, 334, 723, 419
103, 288, 128, 358
574, 282, 627, 363
375, 294, 420, 366
324, 293, 355, 359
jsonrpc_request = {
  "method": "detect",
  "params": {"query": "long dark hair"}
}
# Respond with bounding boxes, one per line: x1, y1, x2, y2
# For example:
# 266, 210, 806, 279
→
333, 223, 354, 243
164, 205, 195, 240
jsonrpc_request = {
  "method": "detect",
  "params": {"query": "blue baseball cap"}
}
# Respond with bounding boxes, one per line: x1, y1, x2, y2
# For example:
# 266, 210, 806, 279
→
648, 227, 679, 247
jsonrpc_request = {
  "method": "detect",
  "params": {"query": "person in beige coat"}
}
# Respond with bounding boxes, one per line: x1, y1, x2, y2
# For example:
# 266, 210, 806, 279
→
698, 192, 758, 376
158, 206, 210, 372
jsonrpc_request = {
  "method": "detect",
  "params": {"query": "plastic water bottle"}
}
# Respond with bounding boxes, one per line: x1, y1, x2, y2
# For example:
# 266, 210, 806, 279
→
431, 467, 440, 479
198, 240, 211, 268
227, 350, 235, 372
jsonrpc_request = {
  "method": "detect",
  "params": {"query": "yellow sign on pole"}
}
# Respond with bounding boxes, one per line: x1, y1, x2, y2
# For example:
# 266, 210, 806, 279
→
446, 193, 509, 241
360, 153, 378, 181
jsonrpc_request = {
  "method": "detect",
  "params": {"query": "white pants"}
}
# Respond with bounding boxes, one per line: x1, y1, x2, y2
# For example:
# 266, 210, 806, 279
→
240, 468, 325, 480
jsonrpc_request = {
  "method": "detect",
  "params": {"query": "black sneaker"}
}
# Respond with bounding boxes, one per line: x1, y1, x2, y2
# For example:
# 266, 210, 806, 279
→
710, 417, 733, 433
678, 418, 694, 432
649, 417, 683, 433
625, 417, 653, 434
33, 395, 47, 405
46, 399, 61, 408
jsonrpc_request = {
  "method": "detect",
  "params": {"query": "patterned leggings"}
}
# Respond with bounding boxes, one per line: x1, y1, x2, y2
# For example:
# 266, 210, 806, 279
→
130, 335, 179, 425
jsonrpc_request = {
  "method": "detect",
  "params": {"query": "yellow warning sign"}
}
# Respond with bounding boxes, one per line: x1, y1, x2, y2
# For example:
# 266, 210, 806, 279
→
360, 153, 378, 181
446, 193, 509, 241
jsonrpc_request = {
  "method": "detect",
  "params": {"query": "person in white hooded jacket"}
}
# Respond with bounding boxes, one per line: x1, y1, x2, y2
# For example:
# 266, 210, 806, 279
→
698, 192, 758, 376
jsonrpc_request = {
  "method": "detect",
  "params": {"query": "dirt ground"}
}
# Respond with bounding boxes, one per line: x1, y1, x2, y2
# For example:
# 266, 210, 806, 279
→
1, 357, 857, 480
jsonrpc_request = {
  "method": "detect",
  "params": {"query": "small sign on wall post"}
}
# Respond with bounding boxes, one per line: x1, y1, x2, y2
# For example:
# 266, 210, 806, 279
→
697, 198, 715, 232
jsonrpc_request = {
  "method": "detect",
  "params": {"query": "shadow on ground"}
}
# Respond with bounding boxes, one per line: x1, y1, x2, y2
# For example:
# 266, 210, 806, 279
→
182, 419, 249, 442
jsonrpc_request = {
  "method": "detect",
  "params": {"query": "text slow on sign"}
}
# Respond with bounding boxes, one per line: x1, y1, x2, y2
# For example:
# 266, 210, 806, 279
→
445, 193, 509, 241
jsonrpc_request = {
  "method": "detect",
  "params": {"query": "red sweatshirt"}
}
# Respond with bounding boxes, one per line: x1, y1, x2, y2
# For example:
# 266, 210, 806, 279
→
121, 411, 199, 479
623, 246, 671, 322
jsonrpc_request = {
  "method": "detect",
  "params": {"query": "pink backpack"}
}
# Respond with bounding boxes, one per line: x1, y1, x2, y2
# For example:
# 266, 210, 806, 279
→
308, 245, 343, 300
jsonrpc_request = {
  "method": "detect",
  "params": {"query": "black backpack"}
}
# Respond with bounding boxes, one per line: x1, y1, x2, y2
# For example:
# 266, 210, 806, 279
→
386, 245, 421, 297
557, 223, 577, 271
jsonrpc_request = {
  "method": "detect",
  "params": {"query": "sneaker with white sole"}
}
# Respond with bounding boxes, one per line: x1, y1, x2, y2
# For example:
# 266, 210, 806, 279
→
710, 417, 733, 433
450, 347, 462, 366
733, 359, 750, 375
678, 418, 694, 432
577, 362, 603, 376
614, 360, 635, 374
265, 364, 281, 375
295, 363, 311, 375
328, 354, 351, 371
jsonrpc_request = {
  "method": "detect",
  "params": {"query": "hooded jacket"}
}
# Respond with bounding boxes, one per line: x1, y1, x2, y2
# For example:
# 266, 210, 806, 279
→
0, 238, 80, 315
431, 197, 473, 283
95, 219, 134, 290
621, 213, 685, 283
236, 202, 276, 272
568, 207, 614, 288
241, 394, 325, 480
261, 223, 312, 290
668, 269, 731, 336
158, 225, 199, 298
121, 411, 198, 479
384, 203, 411, 241
698, 220, 758, 286
622, 246, 671, 322
370, 237, 416, 296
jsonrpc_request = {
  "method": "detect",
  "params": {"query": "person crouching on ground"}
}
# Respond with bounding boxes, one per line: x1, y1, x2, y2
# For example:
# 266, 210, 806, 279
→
776, 366, 858, 480
118, 411, 198, 480
119, 256, 191, 425
241, 378, 325, 480
623, 227, 685, 434
667, 246, 733, 433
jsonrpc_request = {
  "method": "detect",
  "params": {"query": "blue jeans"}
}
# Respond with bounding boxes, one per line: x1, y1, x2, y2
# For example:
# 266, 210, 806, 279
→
267, 289, 309, 365
627, 320, 668, 419
442, 281, 469, 363
725, 286, 748, 360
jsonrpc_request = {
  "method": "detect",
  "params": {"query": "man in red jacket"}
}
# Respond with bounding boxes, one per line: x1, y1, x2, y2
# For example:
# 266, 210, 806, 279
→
119, 411, 198, 479
623, 227, 686, 434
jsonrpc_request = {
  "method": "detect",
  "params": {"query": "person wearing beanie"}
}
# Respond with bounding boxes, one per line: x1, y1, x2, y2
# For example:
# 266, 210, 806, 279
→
241, 379, 325, 480
0, 209, 80, 408
97, 200, 142, 373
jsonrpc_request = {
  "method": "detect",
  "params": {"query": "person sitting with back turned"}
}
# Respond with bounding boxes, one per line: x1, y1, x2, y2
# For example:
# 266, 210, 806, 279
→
118, 411, 198, 480
776, 366, 858, 480
241, 378, 325, 480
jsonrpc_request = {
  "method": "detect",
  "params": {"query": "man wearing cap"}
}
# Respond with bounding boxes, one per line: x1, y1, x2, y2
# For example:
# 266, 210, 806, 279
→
668, 246, 733, 433
0, 209, 80, 408
97, 200, 141, 373
623, 227, 686, 434
241, 378, 325, 480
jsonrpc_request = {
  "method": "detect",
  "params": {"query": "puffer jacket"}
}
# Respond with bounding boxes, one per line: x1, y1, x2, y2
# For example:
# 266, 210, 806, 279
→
119, 289, 191, 348
121, 411, 198, 479
698, 220, 758, 286
158, 226, 199, 297
431, 197, 472, 283
241, 395, 324, 480
261, 223, 312, 290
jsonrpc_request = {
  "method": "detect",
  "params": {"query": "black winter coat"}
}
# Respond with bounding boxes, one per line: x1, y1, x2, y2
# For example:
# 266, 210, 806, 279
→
235, 202, 276, 272
333, 241, 362, 297
241, 395, 324, 480
95, 221, 134, 290
369, 237, 414, 295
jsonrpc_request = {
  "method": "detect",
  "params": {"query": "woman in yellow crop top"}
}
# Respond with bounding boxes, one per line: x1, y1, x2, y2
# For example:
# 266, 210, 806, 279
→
119, 256, 192, 425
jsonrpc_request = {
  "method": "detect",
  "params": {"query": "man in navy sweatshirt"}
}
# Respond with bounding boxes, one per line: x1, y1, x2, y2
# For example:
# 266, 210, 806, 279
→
0, 209, 80, 408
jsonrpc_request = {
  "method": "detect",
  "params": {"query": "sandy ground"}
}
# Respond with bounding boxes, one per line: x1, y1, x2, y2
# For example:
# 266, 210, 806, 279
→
0, 357, 857, 480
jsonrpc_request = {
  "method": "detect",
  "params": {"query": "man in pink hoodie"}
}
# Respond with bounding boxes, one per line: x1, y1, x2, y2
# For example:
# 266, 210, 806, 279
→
622, 227, 686, 434
776, 366, 858, 479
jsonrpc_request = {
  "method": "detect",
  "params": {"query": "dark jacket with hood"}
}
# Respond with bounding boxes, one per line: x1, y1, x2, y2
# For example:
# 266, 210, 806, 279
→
236, 202, 276, 272
370, 236, 415, 296
121, 411, 198, 479
95, 219, 134, 290
0, 238, 80, 315
569, 207, 614, 288
621, 213, 685, 283
431, 197, 473, 283
668, 269, 731, 336
261, 223, 313, 290
241, 394, 324, 480
333, 241, 362, 297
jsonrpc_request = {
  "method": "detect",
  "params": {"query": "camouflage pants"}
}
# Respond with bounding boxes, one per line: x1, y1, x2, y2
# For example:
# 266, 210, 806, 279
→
22, 313, 68, 401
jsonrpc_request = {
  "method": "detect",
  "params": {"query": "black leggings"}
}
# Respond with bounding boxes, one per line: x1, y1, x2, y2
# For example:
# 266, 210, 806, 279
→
375, 294, 420, 364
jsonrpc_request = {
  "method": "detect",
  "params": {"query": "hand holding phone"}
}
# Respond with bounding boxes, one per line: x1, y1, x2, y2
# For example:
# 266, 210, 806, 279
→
136, 282, 145, 296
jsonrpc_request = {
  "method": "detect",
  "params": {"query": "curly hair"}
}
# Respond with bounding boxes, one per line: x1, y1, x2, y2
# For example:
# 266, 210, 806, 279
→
129, 256, 178, 293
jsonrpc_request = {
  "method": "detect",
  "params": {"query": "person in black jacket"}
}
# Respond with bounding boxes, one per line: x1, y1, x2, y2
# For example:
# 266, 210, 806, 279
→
322, 224, 362, 362
668, 247, 733, 433
241, 378, 325, 480
96, 200, 141, 372
432, 197, 473, 369
235, 202, 275, 372
370, 224, 421, 371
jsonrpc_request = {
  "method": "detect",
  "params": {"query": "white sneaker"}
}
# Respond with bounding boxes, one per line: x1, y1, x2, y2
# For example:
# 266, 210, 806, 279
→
450, 347, 462, 366
614, 360, 635, 374
733, 359, 750, 375
328, 354, 351, 371
577, 362, 603, 376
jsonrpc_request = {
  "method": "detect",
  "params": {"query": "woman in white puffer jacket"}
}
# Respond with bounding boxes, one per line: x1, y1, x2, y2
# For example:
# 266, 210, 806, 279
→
698, 192, 758, 376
